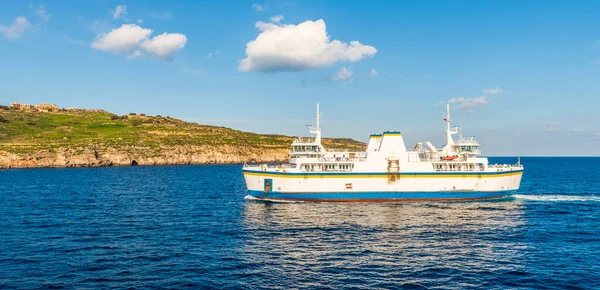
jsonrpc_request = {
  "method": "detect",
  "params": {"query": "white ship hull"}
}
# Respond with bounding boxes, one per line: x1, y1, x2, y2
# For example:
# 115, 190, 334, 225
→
243, 169, 523, 202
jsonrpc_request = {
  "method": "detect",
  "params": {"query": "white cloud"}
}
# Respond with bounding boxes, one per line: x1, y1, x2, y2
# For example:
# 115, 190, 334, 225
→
331, 67, 354, 87
484, 85, 505, 95
442, 96, 489, 112
594, 59, 600, 65
330, 67, 378, 85
137, 19, 144, 24
113, 5, 128, 20
333, 67, 353, 80
127, 50, 142, 60
457, 96, 488, 111
269, 15, 284, 23
33, 5, 50, 24
539, 122, 562, 132
140, 32, 187, 60
92, 24, 152, 54
366, 69, 378, 77
437, 85, 506, 112
0, 16, 32, 39
252, 4, 266, 11
570, 128, 584, 132
206, 50, 220, 58
445, 98, 461, 105
91, 24, 187, 60
239, 18, 377, 72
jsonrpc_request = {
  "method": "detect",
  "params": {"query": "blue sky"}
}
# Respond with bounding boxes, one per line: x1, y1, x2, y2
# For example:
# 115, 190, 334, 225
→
1, 0, 600, 156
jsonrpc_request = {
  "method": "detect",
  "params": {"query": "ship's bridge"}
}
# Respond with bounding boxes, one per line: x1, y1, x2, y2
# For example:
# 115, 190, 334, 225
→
291, 137, 322, 154
455, 136, 481, 155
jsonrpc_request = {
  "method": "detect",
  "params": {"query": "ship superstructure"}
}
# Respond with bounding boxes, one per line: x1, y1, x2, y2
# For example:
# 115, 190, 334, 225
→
242, 103, 523, 202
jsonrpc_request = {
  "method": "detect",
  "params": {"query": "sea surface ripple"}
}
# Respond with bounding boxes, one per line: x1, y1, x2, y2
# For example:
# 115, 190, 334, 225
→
1, 157, 599, 289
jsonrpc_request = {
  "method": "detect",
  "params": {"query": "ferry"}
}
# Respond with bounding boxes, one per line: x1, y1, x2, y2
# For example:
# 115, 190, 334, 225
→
242, 103, 523, 202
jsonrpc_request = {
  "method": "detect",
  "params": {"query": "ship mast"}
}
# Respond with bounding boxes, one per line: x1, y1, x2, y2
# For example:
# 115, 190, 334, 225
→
445, 103, 453, 146
442, 103, 459, 154
309, 102, 322, 145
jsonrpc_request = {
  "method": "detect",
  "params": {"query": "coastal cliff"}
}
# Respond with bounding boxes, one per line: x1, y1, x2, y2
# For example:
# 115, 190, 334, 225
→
0, 103, 365, 168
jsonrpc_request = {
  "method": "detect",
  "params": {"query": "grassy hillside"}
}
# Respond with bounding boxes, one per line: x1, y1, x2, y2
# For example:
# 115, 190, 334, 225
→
0, 105, 365, 154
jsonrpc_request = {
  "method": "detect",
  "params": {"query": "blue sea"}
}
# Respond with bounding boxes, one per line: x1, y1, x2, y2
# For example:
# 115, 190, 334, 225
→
1, 157, 599, 289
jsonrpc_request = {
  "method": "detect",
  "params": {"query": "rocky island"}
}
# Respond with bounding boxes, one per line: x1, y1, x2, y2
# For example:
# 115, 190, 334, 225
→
0, 103, 365, 169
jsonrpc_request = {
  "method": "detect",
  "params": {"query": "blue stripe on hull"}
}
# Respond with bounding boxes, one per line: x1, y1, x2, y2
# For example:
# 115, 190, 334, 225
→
247, 190, 514, 202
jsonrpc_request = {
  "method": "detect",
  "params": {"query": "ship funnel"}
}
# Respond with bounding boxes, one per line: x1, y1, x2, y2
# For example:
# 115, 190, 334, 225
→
367, 134, 382, 151
378, 131, 407, 153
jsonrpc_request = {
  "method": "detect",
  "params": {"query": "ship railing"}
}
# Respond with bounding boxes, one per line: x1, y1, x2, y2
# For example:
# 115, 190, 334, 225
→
488, 163, 524, 170
434, 167, 479, 172
319, 156, 367, 162
289, 149, 321, 153
418, 155, 439, 162
243, 163, 296, 169
292, 137, 316, 144
300, 167, 354, 173
301, 169, 354, 173
326, 148, 362, 153
420, 155, 470, 162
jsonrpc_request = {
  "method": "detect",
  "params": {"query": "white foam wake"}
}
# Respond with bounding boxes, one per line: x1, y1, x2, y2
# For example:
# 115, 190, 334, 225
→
514, 194, 600, 202
244, 195, 305, 203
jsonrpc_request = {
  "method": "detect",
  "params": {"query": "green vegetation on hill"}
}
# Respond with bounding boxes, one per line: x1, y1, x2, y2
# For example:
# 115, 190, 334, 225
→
0, 105, 365, 154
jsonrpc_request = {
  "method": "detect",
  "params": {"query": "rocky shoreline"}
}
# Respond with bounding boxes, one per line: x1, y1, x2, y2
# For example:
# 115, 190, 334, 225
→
0, 102, 365, 169
0, 145, 289, 169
